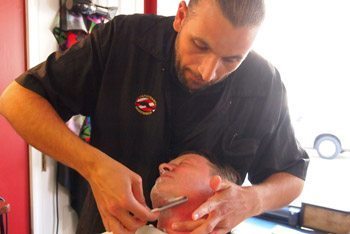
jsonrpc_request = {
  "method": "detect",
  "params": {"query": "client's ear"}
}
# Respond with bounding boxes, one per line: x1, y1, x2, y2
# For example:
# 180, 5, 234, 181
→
209, 175, 222, 191
210, 176, 232, 192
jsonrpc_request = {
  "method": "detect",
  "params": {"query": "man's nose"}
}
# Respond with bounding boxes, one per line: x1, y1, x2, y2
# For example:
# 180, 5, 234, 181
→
159, 163, 174, 175
198, 55, 220, 82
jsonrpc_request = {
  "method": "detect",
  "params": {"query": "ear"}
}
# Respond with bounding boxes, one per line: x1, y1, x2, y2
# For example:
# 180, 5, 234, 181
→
173, 1, 188, 32
209, 175, 222, 191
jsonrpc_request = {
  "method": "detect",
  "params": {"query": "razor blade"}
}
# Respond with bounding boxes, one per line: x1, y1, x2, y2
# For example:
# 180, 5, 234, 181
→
151, 196, 188, 212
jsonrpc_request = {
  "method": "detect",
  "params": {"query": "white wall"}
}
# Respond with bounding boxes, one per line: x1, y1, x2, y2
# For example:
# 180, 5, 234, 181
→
26, 0, 143, 233
119, 0, 144, 14
157, 0, 182, 16
26, 0, 79, 233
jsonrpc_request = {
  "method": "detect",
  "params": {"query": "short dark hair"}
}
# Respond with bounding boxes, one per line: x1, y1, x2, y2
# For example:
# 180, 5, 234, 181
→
177, 150, 241, 184
209, 160, 241, 184
188, 0, 265, 27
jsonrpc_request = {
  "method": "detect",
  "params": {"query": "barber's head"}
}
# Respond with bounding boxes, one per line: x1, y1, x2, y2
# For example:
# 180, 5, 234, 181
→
150, 152, 238, 233
173, 0, 265, 92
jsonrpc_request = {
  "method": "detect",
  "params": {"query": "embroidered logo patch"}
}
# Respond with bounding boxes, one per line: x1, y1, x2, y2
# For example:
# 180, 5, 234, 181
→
135, 95, 157, 115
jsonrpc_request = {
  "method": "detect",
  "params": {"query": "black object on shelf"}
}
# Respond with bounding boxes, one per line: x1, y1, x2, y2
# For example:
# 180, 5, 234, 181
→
65, 0, 118, 20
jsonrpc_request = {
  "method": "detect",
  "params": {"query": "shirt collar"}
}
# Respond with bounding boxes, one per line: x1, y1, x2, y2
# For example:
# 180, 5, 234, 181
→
135, 16, 176, 62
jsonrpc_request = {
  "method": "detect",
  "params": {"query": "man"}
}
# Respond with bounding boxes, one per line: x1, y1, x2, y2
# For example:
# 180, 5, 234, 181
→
105, 151, 239, 234
149, 152, 239, 234
106, 151, 238, 234
0, 0, 309, 233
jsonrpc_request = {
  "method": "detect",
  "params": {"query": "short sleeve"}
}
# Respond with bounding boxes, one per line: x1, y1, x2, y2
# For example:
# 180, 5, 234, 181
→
248, 73, 309, 184
15, 15, 126, 121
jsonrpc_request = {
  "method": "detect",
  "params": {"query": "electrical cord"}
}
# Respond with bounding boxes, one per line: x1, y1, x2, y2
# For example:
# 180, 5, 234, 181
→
0, 196, 9, 234
56, 165, 59, 234
0, 215, 4, 234
5, 213, 8, 234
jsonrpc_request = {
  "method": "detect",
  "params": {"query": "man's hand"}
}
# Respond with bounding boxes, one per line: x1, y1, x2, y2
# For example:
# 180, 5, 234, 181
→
171, 175, 261, 234
88, 153, 159, 234
172, 173, 304, 234
0, 83, 159, 233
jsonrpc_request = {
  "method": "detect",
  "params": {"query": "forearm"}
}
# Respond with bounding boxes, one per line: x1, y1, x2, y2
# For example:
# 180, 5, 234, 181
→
0, 82, 101, 179
1, 82, 159, 232
249, 172, 304, 215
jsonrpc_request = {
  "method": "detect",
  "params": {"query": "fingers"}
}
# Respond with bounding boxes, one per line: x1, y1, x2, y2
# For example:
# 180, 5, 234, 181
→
107, 216, 134, 234
102, 199, 148, 233
111, 177, 158, 230
113, 210, 146, 232
175, 180, 250, 234
126, 202, 158, 223
191, 212, 232, 234
196, 177, 236, 219
107, 192, 157, 231
90, 158, 159, 233
192, 197, 219, 221
110, 222, 134, 234
172, 200, 221, 233
196, 213, 220, 233
189, 179, 237, 231
171, 219, 206, 232
211, 228, 232, 234
94, 175, 156, 233
132, 176, 146, 206
126, 177, 159, 222
172, 211, 237, 234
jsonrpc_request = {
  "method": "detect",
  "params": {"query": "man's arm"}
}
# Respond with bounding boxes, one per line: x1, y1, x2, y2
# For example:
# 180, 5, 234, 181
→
172, 172, 304, 234
0, 82, 158, 233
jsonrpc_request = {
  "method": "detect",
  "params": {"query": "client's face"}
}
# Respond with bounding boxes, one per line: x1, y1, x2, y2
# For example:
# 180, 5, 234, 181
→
150, 153, 214, 209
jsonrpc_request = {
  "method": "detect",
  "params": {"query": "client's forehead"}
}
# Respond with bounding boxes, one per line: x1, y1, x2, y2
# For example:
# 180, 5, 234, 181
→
170, 153, 210, 167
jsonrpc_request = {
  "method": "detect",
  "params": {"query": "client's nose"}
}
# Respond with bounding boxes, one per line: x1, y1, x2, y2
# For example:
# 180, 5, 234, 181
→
159, 163, 174, 175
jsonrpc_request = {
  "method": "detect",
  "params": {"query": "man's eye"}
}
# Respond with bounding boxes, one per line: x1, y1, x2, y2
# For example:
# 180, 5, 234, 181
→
223, 57, 240, 64
223, 58, 235, 63
193, 40, 208, 50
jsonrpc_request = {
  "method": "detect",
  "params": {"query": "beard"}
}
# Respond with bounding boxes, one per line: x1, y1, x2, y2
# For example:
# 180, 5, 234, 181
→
174, 36, 190, 90
174, 51, 209, 92
173, 35, 206, 92
174, 36, 227, 92
150, 178, 175, 208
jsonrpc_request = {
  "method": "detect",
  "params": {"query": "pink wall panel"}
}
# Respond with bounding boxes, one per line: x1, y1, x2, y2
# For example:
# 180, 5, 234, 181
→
0, 0, 30, 233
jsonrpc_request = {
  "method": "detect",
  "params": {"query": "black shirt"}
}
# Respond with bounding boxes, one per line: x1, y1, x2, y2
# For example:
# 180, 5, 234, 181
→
16, 14, 309, 232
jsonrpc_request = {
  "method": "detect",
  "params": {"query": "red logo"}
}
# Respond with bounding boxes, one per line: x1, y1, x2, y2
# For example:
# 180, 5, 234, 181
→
135, 95, 157, 115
